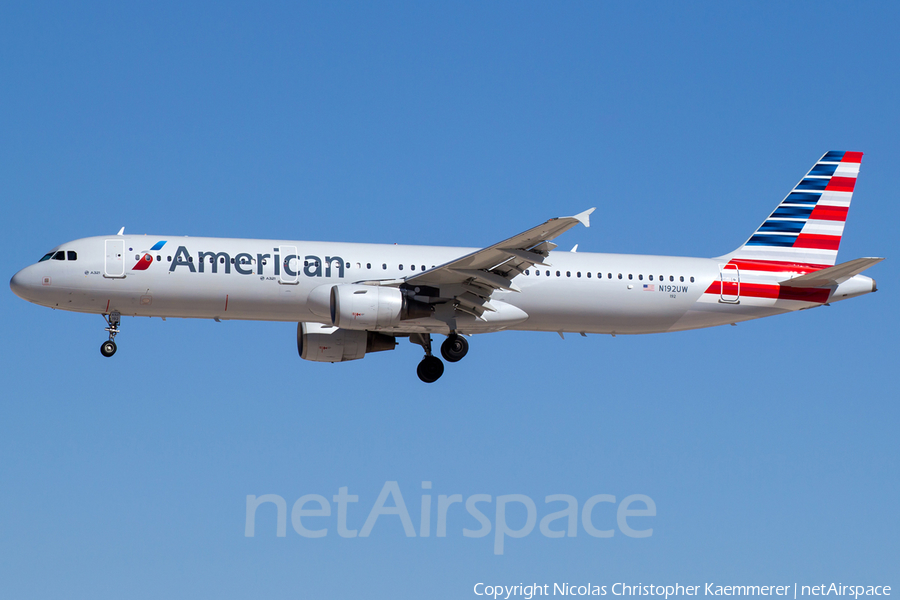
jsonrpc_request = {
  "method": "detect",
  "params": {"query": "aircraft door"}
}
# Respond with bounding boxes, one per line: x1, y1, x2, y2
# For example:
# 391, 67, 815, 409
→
279, 245, 299, 284
104, 239, 126, 278
718, 263, 740, 303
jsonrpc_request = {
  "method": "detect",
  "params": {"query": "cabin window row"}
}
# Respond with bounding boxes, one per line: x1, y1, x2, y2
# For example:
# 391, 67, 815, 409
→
113, 254, 697, 284
524, 269, 695, 283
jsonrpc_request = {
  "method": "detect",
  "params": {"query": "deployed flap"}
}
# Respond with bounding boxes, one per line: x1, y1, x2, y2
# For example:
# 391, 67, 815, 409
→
405, 208, 595, 291
779, 257, 883, 288
385, 207, 595, 320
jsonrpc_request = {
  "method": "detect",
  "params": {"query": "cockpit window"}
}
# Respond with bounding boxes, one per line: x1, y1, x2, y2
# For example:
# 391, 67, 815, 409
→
67, 251, 77, 261
39, 252, 54, 262
52, 251, 65, 261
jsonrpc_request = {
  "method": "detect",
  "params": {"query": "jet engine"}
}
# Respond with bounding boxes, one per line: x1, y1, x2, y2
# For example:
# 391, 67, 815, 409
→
307, 284, 431, 330
297, 322, 397, 362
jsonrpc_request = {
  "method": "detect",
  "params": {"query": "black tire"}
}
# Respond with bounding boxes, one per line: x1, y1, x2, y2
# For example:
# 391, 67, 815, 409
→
440, 334, 468, 363
100, 340, 117, 357
416, 356, 444, 383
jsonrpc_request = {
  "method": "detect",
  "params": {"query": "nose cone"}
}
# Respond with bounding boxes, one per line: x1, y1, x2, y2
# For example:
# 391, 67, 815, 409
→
10, 269, 27, 299
10, 266, 37, 301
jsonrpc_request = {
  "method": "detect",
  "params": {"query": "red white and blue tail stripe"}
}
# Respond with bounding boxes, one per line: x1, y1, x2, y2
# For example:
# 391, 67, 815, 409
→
727, 151, 862, 268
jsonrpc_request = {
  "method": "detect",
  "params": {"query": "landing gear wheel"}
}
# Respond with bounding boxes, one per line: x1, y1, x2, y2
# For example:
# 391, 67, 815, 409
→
101, 311, 121, 358
100, 340, 117, 357
440, 334, 469, 363
417, 355, 444, 383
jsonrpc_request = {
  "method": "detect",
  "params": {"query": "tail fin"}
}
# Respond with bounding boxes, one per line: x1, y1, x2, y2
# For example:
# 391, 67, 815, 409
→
725, 151, 862, 268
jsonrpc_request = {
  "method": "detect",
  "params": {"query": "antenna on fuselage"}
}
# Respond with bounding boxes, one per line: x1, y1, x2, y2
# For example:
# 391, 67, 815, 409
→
116, 227, 125, 235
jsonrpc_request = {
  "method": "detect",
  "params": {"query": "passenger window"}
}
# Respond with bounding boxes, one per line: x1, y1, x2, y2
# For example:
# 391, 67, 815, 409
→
367, 263, 371, 269
535, 270, 539, 276
649, 275, 653, 281
628, 274, 633, 280
167, 256, 172, 262
680, 276, 684, 282
670, 275, 674, 282
399, 264, 404, 270
157, 255, 161, 261
135, 254, 140, 261
421, 265, 426, 271
608, 273, 612, 279
638, 274, 643, 280
587, 272, 591, 278
546, 270, 550, 276
618, 273, 622, 279
690, 276, 695, 283
220, 257, 225, 264
577, 272, 581, 278
383, 264, 387, 270
525, 270, 530, 276
566, 271, 571, 277
67, 251, 77, 261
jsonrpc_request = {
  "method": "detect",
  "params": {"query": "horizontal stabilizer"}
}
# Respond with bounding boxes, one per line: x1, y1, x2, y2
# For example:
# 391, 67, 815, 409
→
779, 257, 884, 288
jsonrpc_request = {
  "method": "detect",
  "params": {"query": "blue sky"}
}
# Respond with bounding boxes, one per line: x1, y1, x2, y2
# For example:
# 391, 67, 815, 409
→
1, 2, 898, 598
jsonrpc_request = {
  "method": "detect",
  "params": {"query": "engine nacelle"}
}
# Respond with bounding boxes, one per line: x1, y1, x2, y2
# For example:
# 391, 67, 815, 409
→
308, 284, 431, 330
297, 322, 397, 363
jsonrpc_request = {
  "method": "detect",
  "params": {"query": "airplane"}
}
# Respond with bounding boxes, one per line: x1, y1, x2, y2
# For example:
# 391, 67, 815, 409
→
10, 151, 883, 383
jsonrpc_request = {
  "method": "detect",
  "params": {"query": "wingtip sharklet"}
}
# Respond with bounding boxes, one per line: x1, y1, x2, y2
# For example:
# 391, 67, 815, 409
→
572, 207, 596, 228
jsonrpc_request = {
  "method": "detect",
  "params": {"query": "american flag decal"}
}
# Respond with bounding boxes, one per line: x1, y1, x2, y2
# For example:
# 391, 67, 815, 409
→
643, 284, 655, 291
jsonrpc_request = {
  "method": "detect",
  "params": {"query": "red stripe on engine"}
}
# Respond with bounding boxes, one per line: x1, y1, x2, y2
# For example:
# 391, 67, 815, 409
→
825, 176, 856, 192
793, 234, 842, 250
703, 282, 830, 303
808, 205, 849, 221
842, 151, 863, 163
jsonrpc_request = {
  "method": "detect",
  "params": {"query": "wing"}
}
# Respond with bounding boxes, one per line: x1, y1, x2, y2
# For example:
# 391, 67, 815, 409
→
398, 208, 595, 318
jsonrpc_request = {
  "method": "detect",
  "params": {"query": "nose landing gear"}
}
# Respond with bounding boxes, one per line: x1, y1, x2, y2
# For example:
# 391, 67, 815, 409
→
100, 311, 121, 357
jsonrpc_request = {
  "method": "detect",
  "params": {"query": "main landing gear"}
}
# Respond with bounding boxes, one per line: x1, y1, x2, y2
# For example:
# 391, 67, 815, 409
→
440, 333, 468, 363
100, 311, 121, 357
412, 332, 469, 383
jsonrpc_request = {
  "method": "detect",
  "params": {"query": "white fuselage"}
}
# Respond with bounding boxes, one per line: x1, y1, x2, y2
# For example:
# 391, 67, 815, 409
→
9, 234, 876, 337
